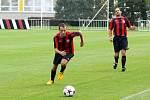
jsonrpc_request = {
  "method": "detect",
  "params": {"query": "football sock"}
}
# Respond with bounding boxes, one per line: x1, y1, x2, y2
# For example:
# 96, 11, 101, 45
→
114, 56, 119, 64
60, 65, 66, 73
122, 56, 126, 68
51, 70, 56, 81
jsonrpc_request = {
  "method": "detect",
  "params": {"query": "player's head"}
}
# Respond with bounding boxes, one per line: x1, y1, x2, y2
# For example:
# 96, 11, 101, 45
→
59, 23, 66, 34
115, 7, 122, 16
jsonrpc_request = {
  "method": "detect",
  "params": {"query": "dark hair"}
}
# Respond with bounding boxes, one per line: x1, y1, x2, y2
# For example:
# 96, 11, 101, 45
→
58, 23, 66, 30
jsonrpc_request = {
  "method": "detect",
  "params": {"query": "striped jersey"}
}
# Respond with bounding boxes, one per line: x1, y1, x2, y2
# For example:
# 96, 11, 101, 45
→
109, 16, 131, 37
54, 31, 80, 54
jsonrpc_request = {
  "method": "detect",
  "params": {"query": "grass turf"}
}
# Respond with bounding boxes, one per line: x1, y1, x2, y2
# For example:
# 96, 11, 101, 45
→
0, 29, 150, 100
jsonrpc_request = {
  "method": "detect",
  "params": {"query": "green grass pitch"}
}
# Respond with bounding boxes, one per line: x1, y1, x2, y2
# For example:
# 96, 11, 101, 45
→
0, 29, 150, 100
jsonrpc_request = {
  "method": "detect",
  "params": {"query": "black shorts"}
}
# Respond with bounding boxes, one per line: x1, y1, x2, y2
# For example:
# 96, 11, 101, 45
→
113, 36, 128, 52
53, 53, 74, 65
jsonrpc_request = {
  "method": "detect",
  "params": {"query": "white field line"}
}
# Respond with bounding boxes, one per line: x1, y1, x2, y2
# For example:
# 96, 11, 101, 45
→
121, 88, 150, 100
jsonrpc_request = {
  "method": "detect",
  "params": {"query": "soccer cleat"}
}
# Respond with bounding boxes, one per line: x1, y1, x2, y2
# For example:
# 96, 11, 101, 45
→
121, 67, 126, 72
113, 63, 118, 69
46, 80, 54, 85
57, 72, 64, 80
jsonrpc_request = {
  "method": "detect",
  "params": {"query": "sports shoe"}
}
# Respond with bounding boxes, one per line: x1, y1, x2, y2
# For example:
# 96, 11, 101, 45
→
46, 80, 54, 85
57, 72, 64, 80
121, 67, 126, 72
113, 63, 117, 69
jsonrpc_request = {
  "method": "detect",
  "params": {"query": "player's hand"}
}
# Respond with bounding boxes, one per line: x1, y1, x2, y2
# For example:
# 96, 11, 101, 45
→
80, 41, 84, 47
130, 26, 136, 30
108, 36, 113, 42
60, 51, 66, 56
78, 30, 82, 33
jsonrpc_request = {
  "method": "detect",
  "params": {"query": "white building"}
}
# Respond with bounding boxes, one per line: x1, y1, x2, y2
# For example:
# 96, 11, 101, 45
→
0, 0, 56, 19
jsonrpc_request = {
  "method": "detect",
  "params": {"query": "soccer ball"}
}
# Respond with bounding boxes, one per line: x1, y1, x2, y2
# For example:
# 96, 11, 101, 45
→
63, 85, 75, 97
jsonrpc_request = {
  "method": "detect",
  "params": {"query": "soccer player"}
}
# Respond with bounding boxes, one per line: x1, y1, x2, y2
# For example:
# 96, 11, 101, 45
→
108, 7, 135, 72
47, 23, 84, 85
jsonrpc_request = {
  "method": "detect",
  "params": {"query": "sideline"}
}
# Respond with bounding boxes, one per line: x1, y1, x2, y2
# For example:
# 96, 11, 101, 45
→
121, 88, 150, 100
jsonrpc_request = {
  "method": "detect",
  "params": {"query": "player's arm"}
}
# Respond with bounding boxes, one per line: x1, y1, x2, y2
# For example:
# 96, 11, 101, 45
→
54, 49, 66, 56
108, 29, 113, 42
108, 19, 114, 42
72, 32, 84, 47
125, 17, 136, 30
53, 36, 66, 56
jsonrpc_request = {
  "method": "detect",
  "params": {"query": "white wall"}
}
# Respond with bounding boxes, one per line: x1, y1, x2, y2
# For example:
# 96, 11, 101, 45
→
0, 12, 55, 19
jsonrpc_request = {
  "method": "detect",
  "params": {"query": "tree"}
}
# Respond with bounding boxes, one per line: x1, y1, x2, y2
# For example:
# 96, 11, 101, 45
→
54, 0, 90, 19
145, 0, 150, 19
116, 0, 148, 24
140, 0, 147, 20
54, 0, 107, 20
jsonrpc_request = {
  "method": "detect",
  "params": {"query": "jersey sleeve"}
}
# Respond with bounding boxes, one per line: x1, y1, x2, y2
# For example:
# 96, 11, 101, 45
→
70, 32, 80, 38
53, 36, 58, 49
109, 19, 114, 30
125, 17, 131, 28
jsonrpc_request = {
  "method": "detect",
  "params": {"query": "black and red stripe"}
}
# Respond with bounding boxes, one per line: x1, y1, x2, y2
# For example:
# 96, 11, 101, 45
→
54, 37, 58, 49
0, 19, 30, 29
15, 19, 27, 29
53, 31, 79, 54
3, 19, 14, 29
109, 16, 131, 37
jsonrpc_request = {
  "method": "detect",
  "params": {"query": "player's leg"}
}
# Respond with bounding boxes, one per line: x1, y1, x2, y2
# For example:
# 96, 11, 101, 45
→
121, 49, 126, 72
47, 54, 62, 85
58, 54, 74, 80
113, 52, 119, 69
113, 37, 120, 69
121, 37, 128, 72
60, 59, 68, 73
57, 59, 68, 80
47, 64, 58, 85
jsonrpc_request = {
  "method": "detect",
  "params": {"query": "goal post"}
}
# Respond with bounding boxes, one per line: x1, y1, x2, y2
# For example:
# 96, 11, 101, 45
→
79, 0, 109, 30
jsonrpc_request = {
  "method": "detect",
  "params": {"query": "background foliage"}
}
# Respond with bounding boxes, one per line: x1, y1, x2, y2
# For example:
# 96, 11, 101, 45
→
55, 0, 150, 23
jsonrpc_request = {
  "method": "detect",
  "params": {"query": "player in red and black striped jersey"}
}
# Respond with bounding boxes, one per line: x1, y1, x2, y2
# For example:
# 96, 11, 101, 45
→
47, 23, 84, 85
108, 7, 135, 72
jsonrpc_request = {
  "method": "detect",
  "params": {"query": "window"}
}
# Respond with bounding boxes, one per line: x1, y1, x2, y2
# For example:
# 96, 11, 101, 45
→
11, 0, 18, 11
0, 0, 54, 12
1, 0, 9, 6
1, 0, 10, 11
24, 0, 53, 12
0, 0, 18, 11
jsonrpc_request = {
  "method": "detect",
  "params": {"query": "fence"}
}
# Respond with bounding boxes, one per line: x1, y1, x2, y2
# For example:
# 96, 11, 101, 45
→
138, 20, 150, 31
79, 19, 108, 30
28, 19, 51, 29
28, 19, 108, 30
28, 19, 80, 30
27, 19, 150, 31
